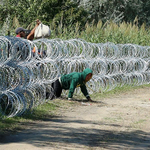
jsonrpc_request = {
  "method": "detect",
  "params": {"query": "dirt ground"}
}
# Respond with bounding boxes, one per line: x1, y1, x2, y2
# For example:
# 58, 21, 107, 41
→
1, 87, 150, 150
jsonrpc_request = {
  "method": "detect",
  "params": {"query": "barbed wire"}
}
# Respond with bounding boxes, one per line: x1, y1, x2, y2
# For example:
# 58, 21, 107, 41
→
0, 36, 150, 118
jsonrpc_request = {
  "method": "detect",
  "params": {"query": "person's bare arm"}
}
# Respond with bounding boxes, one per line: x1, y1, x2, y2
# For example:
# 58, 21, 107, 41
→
27, 19, 41, 40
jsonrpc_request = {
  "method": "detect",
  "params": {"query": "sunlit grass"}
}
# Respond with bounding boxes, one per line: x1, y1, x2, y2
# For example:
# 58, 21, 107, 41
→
2, 17, 150, 46
91, 84, 150, 100
49, 19, 150, 46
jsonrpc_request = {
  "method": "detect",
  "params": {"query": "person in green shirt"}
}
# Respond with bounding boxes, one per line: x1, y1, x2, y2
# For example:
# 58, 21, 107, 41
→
47, 68, 93, 102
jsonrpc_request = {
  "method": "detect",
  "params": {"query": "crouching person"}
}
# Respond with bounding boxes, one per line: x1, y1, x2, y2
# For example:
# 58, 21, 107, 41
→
46, 68, 93, 102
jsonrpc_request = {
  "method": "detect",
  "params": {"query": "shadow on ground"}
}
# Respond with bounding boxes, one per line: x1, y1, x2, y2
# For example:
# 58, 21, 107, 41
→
0, 116, 150, 149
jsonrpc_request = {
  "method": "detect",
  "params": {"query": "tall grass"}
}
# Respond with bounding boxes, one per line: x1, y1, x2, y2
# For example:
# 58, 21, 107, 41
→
49, 19, 150, 46
2, 17, 150, 46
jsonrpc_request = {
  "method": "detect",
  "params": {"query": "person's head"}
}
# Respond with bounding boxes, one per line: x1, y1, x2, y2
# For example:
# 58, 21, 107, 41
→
85, 73, 92, 82
82, 68, 93, 82
15, 27, 26, 38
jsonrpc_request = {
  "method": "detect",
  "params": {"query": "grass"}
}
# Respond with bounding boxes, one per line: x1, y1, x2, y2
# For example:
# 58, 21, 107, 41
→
48, 19, 150, 46
23, 101, 57, 120
91, 84, 150, 100
3, 18, 150, 46
0, 98, 77, 136
0, 101, 59, 136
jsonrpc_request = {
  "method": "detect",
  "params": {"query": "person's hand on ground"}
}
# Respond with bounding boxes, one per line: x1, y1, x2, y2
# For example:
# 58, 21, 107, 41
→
68, 98, 72, 101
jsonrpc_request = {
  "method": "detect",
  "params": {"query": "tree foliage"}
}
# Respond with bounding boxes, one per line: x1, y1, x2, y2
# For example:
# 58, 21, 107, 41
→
1, 0, 150, 32
74, 0, 150, 26
0, 0, 89, 29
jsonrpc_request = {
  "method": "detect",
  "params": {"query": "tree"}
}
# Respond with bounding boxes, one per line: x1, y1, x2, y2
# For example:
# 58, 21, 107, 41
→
74, 0, 127, 24
73, 0, 150, 26
138, 0, 150, 26
0, 0, 89, 30
123, 0, 143, 24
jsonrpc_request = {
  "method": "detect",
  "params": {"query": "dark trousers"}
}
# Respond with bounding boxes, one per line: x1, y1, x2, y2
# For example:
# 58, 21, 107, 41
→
46, 79, 62, 100
52, 79, 62, 98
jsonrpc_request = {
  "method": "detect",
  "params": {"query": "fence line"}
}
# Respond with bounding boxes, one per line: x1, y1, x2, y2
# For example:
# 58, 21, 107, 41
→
0, 36, 150, 117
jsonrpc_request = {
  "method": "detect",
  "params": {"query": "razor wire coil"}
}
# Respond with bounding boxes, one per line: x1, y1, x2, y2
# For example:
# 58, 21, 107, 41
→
1, 36, 150, 118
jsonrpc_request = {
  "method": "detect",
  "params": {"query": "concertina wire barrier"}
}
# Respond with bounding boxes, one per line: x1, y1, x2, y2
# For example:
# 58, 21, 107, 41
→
0, 36, 150, 118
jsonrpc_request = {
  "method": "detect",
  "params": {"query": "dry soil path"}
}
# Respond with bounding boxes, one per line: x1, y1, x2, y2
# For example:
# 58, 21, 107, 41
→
1, 87, 150, 150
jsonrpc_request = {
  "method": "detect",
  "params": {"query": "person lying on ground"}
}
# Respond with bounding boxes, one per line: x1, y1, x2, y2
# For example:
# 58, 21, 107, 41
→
46, 68, 93, 102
